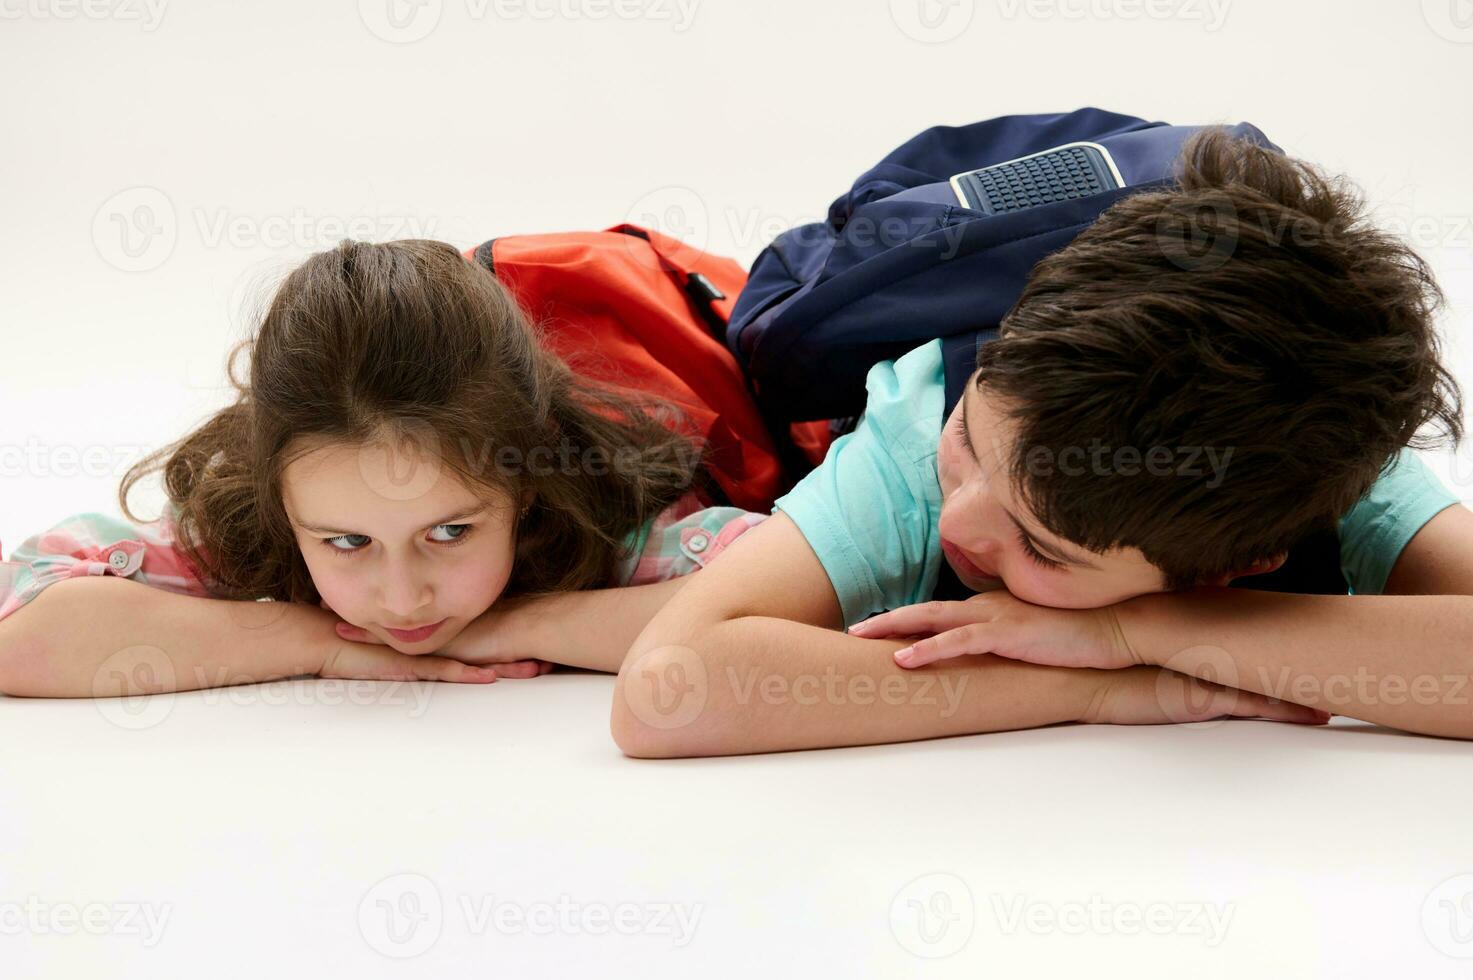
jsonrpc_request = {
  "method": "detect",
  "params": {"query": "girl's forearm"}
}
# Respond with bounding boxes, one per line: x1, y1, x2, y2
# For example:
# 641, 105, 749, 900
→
499, 576, 694, 673
1117, 588, 1473, 738
0, 576, 330, 698
612, 615, 1097, 758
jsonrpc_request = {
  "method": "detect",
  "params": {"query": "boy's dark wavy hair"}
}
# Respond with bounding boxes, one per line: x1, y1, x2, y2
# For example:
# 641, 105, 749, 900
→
119, 239, 702, 603
976, 127, 1464, 590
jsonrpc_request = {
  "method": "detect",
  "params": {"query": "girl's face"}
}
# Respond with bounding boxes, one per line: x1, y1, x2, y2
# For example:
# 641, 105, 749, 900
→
280, 438, 520, 653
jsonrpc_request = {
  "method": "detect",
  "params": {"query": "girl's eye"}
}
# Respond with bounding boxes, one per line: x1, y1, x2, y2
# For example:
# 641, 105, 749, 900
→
1015, 526, 1064, 571
322, 523, 475, 559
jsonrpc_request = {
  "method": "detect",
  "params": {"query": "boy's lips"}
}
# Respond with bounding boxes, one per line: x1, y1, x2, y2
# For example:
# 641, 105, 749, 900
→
942, 539, 1000, 580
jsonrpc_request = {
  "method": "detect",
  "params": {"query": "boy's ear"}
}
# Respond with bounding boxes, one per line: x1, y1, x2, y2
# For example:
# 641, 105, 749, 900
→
1207, 552, 1289, 587
1255, 551, 1290, 576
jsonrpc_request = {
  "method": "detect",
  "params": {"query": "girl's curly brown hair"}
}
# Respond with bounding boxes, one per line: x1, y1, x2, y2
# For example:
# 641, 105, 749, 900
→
119, 238, 703, 604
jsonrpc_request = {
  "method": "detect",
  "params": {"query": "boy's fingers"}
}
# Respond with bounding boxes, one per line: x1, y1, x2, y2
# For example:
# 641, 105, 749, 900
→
1177, 679, 1328, 725
848, 613, 899, 636
894, 624, 989, 668
1228, 690, 1331, 725
851, 601, 978, 639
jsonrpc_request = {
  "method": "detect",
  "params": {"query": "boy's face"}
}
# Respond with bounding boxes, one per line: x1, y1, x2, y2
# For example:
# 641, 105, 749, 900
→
936, 376, 1275, 609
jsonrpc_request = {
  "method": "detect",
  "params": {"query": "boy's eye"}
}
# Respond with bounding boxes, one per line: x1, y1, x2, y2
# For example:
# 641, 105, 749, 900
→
955, 407, 971, 449
1015, 526, 1064, 571
322, 523, 474, 558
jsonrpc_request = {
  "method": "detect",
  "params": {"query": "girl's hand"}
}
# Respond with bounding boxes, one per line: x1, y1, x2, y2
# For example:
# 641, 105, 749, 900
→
1083, 664, 1332, 727
325, 600, 553, 679
849, 591, 1137, 670
318, 639, 502, 685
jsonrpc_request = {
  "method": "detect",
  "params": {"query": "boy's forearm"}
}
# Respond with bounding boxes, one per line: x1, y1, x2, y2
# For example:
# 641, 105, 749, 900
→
0, 576, 330, 698
1117, 588, 1473, 737
500, 576, 692, 673
612, 615, 1097, 757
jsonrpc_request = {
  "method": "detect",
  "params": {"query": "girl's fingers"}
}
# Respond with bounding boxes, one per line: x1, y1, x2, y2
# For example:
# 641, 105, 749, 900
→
323, 645, 500, 684
417, 656, 498, 684
489, 659, 552, 679
336, 622, 385, 645
334, 622, 551, 679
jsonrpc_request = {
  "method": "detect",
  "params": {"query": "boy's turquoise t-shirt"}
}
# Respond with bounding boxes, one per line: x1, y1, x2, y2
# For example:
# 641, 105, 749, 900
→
773, 340, 1463, 627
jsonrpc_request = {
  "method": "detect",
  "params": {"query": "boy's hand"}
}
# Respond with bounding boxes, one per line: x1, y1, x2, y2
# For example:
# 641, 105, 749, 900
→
326, 599, 553, 679
1083, 664, 1331, 726
855, 592, 1331, 727
848, 591, 1138, 670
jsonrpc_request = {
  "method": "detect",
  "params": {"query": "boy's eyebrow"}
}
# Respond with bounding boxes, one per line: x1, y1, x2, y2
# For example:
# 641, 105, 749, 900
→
1001, 506, 1100, 569
294, 505, 487, 537
962, 387, 1100, 571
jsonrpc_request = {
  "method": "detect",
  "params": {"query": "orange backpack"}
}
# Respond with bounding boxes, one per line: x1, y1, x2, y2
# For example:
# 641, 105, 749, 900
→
463, 225, 831, 512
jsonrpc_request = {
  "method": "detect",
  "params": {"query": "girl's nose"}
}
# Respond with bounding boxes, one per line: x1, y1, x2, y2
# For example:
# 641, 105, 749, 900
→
379, 565, 432, 618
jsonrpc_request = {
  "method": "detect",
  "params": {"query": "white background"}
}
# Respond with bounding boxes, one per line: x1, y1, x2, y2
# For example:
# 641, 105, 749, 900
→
3, 0, 1473, 976
2, 0, 1472, 539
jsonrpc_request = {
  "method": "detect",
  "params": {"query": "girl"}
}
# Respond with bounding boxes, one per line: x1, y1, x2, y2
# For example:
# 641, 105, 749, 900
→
0, 238, 766, 697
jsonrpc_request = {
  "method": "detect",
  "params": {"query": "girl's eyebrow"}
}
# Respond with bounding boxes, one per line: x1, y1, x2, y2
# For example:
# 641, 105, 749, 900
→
295, 505, 487, 537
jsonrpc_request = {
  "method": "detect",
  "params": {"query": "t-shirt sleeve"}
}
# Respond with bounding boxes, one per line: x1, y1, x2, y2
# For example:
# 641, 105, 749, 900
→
772, 342, 946, 627
1338, 447, 1463, 595
0, 503, 217, 626
615, 492, 769, 586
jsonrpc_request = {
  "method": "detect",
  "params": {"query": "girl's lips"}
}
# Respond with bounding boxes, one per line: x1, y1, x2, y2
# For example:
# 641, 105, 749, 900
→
384, 619, 446, 642
942, 539, 1000, 580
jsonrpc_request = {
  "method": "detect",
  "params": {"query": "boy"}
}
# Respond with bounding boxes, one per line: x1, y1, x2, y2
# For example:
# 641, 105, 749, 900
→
606, 128, 1473, 756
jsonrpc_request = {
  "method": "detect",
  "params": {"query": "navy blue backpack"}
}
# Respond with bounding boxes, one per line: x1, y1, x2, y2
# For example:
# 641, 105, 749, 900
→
727, 107, 1349, 596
